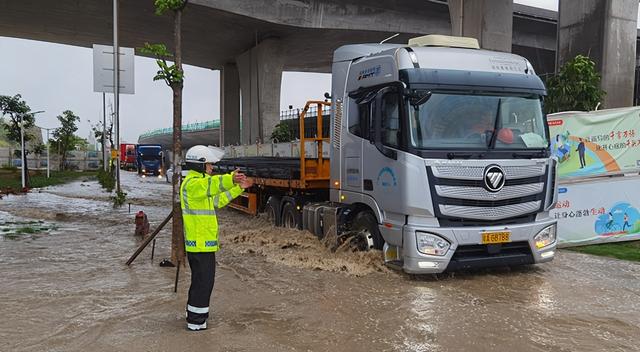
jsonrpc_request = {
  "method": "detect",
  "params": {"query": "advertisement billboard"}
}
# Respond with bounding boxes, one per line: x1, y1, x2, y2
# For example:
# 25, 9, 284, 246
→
551, 176, 640, 247
548, 107, 640, 179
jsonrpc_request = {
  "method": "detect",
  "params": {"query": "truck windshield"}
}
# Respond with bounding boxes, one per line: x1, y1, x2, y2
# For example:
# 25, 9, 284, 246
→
408, 92, 548, 150
141, 155, 160, 161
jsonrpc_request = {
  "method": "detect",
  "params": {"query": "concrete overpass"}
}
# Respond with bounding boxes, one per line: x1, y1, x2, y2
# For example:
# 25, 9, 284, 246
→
0, 0, 638, 146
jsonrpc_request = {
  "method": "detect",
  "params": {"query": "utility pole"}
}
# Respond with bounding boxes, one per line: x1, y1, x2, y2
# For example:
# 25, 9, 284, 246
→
113, 0, 121, 192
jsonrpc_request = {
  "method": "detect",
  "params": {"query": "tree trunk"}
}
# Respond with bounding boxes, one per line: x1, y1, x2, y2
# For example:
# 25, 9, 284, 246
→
170, 8, 185, 266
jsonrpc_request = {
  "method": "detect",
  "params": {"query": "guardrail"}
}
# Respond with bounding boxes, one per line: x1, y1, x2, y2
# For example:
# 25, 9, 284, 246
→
139, 120, 221, 139
138, 104, 332, 141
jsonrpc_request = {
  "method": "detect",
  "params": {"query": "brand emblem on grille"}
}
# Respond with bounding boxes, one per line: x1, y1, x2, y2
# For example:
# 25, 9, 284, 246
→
483, 165, 505, 192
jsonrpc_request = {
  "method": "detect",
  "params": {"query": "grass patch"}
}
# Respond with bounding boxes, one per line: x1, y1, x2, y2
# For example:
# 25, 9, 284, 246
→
15, 226, 37, 234
568, 241, 640, 262
0, 221, 58, 240
0, 170, 97, 190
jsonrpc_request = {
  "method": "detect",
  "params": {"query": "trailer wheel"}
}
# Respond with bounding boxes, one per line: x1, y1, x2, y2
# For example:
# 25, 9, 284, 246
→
281, 202, 300, 229
264, 196, 281, 226
351, 211, 384, 250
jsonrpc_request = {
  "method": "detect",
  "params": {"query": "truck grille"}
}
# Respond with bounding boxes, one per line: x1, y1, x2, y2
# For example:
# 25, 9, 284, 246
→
427, 163, 548, 224
446, 241, 534, 271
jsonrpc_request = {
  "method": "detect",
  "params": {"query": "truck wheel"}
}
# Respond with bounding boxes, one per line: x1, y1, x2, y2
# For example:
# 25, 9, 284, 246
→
281, 202, 300, 229
351, 211, 384, 250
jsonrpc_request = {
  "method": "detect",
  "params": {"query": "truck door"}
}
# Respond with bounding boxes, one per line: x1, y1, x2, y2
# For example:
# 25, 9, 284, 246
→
342, 91, 376, 194
360, 86, 407, 213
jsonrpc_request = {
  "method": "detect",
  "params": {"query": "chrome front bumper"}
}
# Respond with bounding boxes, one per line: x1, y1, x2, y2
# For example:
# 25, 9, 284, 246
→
399, 218, 557, 274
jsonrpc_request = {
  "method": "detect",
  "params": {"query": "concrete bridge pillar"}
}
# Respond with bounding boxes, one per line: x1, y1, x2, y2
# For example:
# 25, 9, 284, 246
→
220, 63, 241, 146
557, 0, 639, 108
236, 38, 284, 144
448, 0, 513, 52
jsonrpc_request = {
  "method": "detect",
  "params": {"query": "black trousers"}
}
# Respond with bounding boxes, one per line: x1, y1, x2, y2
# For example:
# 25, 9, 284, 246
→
186, 251, 216, 325
579, 152, 586, 167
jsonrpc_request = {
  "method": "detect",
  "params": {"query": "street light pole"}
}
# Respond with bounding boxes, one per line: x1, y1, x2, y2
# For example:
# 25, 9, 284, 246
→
37, 126, 55, 179
46, 129, 50, 178
20, 116, 25, 188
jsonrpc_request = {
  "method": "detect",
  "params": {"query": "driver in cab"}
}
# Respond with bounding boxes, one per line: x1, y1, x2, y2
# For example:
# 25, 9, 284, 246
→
469, 110, 494, 135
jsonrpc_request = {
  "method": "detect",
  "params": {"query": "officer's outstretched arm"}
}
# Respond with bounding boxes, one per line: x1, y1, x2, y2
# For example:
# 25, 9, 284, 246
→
182, 174, 229, 201
212, 173, 236, 192
212, 185, 244, 209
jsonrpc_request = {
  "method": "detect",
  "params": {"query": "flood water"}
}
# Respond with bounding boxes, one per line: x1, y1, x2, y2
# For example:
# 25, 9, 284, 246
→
1, 172, 639, 351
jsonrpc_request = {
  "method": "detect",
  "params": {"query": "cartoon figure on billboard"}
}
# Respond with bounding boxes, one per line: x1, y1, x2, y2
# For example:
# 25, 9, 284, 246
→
594, 202, 640, 236
551, 132, 571, 162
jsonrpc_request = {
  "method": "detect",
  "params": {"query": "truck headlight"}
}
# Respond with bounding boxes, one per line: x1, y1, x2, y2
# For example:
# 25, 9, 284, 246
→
416, 232, 450, 256
534, 224, 557, 249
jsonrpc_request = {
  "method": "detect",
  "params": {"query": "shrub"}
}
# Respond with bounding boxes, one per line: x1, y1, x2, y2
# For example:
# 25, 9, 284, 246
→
111, 190, 127, 208
544, 55, 606, 114
97, 168, 115, 192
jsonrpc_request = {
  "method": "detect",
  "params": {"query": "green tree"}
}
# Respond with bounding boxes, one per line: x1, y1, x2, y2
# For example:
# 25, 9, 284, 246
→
0, 94, 35, 186
32, 143, 45, 168
91, 119, 114, 170
51, 110, 80, 171
74, 136, 89, 152
544, 55, 606, 114
141, 0, 188, 265
270, 122, 294, 143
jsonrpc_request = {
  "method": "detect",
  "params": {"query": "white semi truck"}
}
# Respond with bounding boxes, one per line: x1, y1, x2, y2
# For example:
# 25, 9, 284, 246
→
217, 35, 558, 274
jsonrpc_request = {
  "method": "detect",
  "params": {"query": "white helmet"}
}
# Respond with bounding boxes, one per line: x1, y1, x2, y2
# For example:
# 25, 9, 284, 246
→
185, 145, 225, 164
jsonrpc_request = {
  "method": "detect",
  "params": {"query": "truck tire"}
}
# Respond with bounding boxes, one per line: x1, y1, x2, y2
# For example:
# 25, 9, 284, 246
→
351, 211, 384, 250
281, 202, 300, 229
263, 196, 281, 226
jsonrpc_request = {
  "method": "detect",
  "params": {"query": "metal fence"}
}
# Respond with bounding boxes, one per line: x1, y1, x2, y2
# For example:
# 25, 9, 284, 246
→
137, 104, 331, 141
0, 147, 102, 171
139, 120, 221, 139
279, 105, 331, 139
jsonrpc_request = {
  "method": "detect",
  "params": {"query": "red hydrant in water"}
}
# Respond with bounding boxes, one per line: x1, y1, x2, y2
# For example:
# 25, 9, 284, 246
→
134, 211, 150, 237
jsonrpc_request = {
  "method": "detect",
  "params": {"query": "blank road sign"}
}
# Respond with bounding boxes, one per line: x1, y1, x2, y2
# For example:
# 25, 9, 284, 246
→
93, 44, 135, 94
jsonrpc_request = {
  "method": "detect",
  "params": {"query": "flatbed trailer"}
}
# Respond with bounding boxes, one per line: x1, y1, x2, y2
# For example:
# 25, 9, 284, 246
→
214, 101, 331, 221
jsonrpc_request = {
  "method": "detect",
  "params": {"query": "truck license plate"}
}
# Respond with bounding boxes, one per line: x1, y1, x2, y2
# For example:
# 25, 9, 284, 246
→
481, 231, 511, 244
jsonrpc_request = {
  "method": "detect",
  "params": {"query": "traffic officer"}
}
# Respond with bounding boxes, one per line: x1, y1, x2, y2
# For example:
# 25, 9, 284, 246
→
180, 145, 253, 331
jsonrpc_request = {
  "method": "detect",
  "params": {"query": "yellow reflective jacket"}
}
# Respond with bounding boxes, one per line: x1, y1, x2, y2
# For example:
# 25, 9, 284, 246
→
180, 170, 244, 252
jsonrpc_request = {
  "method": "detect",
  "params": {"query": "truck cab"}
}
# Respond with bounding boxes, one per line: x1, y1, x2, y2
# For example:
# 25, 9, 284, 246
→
136, 144, 164, 177
330, 35, 558, 273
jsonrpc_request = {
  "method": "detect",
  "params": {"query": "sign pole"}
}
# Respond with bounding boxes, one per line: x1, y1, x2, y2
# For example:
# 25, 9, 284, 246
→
102, 93, 107, 171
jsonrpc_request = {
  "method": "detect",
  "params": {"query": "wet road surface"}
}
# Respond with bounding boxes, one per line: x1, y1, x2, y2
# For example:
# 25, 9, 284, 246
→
1, 172, 639, 352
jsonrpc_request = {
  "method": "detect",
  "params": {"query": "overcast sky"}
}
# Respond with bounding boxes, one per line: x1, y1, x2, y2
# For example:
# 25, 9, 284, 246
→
0, 0, 636, 143
0, 39, 331, 143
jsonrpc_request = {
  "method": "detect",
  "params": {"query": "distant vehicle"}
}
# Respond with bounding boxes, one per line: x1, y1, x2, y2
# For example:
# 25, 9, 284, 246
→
164, 166, 188, 183
120, 143, 137, 170
136, 144, 163, 177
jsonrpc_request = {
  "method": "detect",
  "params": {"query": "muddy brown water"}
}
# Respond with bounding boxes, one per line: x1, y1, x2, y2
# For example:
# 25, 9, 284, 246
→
1, 172, 639, 352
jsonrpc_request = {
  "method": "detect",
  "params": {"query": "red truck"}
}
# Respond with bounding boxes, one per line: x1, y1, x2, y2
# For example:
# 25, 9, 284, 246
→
120, 143, 137, 170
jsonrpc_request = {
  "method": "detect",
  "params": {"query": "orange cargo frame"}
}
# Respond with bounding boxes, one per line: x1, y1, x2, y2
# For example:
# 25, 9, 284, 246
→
229, 101, 331, 215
